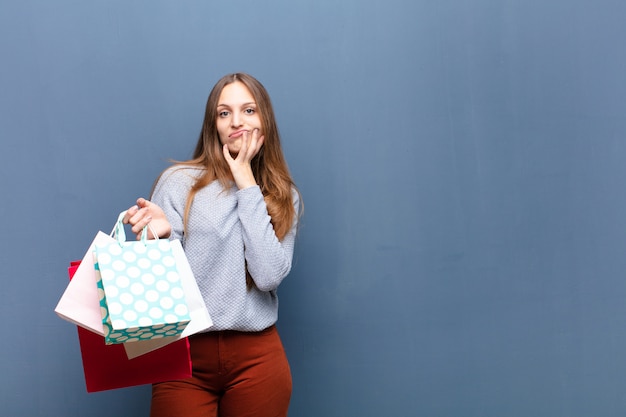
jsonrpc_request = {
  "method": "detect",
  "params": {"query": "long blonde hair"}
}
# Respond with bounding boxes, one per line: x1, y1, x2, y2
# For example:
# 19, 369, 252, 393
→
173, 73, 299, 286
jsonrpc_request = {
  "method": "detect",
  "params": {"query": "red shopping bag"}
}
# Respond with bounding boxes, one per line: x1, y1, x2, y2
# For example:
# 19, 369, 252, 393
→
68, 261, 192, 392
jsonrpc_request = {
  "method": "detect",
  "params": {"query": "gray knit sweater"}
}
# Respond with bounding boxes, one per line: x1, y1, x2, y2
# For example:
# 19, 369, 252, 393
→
151, 165, 300, 332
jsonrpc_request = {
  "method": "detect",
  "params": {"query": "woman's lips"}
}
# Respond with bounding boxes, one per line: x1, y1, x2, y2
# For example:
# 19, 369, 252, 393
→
229, 129, 248, 138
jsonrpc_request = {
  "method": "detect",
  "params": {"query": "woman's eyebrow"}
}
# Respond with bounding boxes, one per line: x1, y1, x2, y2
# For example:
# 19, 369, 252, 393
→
218, 102, 256, 108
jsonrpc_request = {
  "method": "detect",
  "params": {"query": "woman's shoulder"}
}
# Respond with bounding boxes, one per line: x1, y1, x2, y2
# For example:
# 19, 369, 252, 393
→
152, 165, 206, 198
158, 164, 205, 184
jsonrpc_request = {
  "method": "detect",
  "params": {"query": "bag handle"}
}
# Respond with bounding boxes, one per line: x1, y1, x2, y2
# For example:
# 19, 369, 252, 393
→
110, 210, 159, 246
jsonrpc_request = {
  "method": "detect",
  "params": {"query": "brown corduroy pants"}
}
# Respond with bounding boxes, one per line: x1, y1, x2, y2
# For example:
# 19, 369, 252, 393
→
149, 325, 292, 417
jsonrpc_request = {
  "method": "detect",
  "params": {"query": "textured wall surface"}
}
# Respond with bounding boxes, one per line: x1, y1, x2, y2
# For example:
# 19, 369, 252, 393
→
1, 1, 625, 416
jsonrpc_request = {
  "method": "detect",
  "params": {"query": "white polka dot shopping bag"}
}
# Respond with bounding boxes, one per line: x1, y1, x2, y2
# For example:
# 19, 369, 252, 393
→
55, 211, 212, 358
94, 212, 191, 345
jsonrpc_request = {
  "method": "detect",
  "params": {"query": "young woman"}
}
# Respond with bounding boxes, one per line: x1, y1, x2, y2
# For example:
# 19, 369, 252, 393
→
124, 73, 301, 417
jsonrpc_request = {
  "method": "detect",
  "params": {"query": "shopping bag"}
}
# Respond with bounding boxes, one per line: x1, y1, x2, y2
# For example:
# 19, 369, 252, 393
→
122, 238, 213, 358
55, 213, 212, 358
94, 212, 191, 344
55, 231, 116, 335
69, 262, 192, 393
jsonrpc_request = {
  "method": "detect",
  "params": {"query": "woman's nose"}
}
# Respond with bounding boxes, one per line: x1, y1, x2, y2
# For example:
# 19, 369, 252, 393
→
231, 113, 242, 127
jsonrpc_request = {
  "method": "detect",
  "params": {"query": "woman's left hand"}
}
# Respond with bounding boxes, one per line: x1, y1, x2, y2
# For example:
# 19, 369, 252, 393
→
223, 128, 265, 189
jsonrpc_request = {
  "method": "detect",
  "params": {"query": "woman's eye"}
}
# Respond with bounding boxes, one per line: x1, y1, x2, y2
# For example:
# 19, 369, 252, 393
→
244, 108, 255, 115
219, 111, 230, 117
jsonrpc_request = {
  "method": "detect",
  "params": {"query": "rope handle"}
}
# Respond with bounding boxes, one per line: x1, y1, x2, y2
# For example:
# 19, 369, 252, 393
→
110, 210, 159, 246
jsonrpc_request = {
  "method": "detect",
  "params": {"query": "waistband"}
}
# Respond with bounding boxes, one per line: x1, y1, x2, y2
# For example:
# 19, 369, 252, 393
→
190, 324, 277, 339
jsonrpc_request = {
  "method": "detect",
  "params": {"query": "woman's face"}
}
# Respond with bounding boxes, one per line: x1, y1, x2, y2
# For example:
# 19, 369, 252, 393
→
216, 81, 262, 155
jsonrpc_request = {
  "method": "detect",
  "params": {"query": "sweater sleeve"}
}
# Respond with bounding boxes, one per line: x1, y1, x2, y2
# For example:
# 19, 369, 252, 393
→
236, 186, 300, 292
150, 167, 195, 242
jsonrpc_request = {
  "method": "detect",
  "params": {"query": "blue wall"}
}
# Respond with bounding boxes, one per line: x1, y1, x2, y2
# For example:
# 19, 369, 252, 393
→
1, 0, 626, 416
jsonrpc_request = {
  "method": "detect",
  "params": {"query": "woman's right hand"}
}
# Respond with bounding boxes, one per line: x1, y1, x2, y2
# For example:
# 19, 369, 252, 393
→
123, 198, 171, 240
